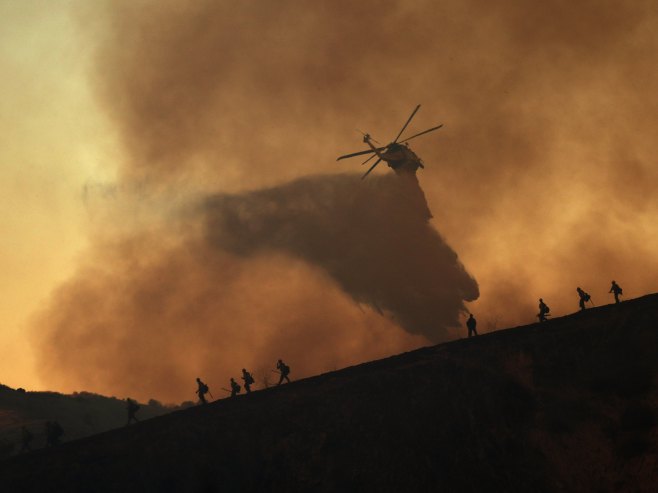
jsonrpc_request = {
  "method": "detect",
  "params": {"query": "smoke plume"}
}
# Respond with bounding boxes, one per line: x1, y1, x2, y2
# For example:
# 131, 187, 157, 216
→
205, 173, 478, 338
30, 0, 658, 401
34, 172, 474, 402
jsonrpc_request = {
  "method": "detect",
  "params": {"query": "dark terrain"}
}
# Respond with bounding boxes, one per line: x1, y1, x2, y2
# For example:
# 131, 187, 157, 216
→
1, 295, 657, 492
0, 387, 182, 457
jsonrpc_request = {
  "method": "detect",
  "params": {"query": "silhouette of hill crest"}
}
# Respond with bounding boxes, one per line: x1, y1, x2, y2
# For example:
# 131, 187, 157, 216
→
1, 295, 657, 492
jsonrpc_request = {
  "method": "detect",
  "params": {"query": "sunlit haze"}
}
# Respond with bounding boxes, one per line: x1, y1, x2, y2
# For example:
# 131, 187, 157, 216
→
1, 0, 657, 403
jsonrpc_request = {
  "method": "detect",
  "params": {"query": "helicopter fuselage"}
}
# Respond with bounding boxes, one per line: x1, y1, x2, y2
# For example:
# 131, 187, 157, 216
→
364, 137, 424, 176
379, 144, 423, 175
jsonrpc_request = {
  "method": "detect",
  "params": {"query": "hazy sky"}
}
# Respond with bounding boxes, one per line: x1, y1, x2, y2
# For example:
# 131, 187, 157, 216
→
0, 0, 114, 390
1, 0, 657, 402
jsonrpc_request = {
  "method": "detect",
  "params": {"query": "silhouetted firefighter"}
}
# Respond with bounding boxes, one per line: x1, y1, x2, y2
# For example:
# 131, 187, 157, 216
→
538, 298, 550, 322
44, 421, 63, 448
230, 378, 241, 397
466, 313, 478, 337
610, 280, 623, 304
20, 426, 32, 453
196, 377, 210, 404
576, 287, 591, 311
125, 398, 140, 426
275, 359, 291, 385
241, 368, 255, 394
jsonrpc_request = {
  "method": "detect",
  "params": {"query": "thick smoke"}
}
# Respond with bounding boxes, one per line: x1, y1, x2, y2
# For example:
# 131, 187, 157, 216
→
34, 176, 462, 402
205, 173, 478, 338
31, 0, 658, 400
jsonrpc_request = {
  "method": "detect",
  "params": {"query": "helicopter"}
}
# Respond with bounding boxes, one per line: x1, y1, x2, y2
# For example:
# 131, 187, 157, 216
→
336, 104, 443, 179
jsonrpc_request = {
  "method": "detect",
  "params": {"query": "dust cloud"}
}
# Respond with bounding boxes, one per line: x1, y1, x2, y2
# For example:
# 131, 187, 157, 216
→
31, 0, 658, 401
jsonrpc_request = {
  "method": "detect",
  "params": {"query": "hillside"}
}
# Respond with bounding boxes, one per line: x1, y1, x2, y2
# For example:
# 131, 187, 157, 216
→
0, 386, 184, 458
1, 295, 657, 492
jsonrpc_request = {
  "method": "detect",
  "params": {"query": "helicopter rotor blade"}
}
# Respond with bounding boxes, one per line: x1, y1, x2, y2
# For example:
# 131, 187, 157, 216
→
361, 158, 382, 179
393, 104, 421, 143
362, 152, 378, 165
336, 149, 378, 161
337, 146, 388, 161
399, 124, 443, 144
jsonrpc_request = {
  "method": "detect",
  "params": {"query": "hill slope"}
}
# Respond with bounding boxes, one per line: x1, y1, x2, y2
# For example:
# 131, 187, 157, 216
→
0, 387, 183, 457
1, 295, 657, 492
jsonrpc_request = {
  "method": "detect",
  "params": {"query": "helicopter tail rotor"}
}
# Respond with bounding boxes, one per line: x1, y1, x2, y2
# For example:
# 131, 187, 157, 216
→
357, 129, 380, 144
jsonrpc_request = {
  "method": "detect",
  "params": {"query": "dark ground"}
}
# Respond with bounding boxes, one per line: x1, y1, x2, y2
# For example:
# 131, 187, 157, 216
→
1, 294, 657, 492
0, 387, 183, 457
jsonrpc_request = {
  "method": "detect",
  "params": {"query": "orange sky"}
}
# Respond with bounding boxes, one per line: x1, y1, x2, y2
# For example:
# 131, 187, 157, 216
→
0, 1, 114, 390
1, 0, 657, 402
